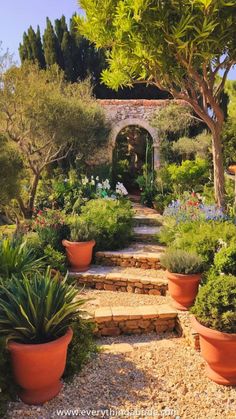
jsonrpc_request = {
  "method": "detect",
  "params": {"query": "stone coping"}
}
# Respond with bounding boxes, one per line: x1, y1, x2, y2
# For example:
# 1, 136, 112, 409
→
96, 243, 166, 260
71, 266, 167, 284
94, 304, 177, 323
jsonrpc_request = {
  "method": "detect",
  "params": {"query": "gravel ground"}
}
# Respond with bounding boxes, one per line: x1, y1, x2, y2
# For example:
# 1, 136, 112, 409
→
80, 289, 173, 314
7, 335, 236, 419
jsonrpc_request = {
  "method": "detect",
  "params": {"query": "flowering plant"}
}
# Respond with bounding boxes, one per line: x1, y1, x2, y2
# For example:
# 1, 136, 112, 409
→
164, 192, 228, 223
35, 169, 128, 214
32, 209, 69, 251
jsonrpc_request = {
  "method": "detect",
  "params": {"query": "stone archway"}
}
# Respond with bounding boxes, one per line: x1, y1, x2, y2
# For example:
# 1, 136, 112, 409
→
111, 117, 160, 169
85, 99, 184, 168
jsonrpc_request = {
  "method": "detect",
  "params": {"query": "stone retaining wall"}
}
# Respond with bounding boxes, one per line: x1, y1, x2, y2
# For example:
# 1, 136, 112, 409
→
93, 305, 177, 337
176, 313, 200, 351
77, 275, 167, 295
96, 254, 161, 270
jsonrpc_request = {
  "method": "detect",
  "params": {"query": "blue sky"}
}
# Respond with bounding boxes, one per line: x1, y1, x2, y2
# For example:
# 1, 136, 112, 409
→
0, 0, 235, 80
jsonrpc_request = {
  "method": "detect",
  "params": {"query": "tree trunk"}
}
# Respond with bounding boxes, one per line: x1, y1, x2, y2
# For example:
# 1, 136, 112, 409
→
27, 174, 40, 218
211, 126, 225, 208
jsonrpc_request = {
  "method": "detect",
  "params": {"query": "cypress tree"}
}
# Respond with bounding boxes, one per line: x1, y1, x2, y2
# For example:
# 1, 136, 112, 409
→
36, 26, 46, 68
61, 31, 76, 81
55, 15, 67, 44
43, 17, 63, 67
19, 32, 33, 62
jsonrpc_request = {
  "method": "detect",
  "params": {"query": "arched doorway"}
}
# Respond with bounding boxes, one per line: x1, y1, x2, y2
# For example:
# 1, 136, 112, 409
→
112, 125, 154, 193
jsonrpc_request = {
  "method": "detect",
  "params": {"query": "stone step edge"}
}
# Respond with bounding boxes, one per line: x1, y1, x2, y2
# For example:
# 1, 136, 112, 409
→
132, 216, 163, 227
70, 268, 168, 286
94, 304, 177, 323
96, 251, 163, 260
71, 268, 167, 295
93, 304, 177, 336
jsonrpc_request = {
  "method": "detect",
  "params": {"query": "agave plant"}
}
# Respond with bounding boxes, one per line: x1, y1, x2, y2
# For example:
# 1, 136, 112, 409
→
0, 237, 44, 278
0, 268, 85, 344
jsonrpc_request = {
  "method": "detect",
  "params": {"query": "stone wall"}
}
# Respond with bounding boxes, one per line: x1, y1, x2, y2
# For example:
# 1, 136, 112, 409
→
94, 305, 177, 337
76, 274, 167, 296
96, 253, 162, 270
87, 99, 185, 167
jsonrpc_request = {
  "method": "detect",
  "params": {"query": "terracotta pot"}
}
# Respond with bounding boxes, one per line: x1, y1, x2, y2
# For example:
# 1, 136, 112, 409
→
192, 317, 236, 385
228, 165, 236, 175
62, 239, 95, 272
166, 271, 201, 310
8, 328, 73, 405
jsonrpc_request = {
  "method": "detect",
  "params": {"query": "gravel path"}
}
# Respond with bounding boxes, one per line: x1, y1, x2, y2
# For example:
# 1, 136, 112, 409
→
7, 335, 236, 419
81, 289, 173, 314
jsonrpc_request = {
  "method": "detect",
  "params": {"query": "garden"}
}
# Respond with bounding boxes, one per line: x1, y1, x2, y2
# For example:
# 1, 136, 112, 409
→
0, 0, 236, 418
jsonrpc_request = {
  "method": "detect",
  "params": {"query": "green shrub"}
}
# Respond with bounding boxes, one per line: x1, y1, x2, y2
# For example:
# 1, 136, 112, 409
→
64, 319, 98, 381
44, 245, 67, 273
33, 209, 70, 251
78, 199, 133, 251
160, 249, 204, 274
191, 275, 236, 333
24, 231, 44, 258
167, 158, 209, 194
214, 245, 236, 275
171, 221, 236, 267
0, 268, 85, 344
0, 237, 44, 278
68, 217, 97, 242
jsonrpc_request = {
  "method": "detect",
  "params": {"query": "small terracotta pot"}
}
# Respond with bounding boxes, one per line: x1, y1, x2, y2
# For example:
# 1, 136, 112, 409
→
8, 328, 73, 405
166, 271, 201, 310
192, 317, 236, 385
62, 239, 95, 272
228, 165, 236, 175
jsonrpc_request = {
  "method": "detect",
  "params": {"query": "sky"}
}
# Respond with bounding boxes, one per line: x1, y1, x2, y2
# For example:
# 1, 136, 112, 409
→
0, 0, 235, 80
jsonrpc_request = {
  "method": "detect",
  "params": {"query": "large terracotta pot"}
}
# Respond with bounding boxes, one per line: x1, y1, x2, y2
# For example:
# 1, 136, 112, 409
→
62, 239, 95, 272
8, 328, 73, 405
192, 317, 236, 385
166, 271, 201, 310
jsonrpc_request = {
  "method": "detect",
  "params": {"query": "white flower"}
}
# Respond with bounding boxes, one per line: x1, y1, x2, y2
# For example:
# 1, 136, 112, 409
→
81, 176, 89, 186
97, 182, 103, 189
96, 176, 99, 181
102, 179, 111, 190
115, 182, 128, 196
91, 179, 95, 186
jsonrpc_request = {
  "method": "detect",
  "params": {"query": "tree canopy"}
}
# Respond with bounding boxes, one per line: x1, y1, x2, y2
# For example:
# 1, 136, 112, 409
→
19, 15, 170, 99
0, 62, 109, 218
77, 0, 236, 206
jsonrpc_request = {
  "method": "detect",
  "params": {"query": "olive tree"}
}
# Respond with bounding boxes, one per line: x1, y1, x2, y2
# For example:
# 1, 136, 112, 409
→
0, 62, 108, 218
77, 0, 236, 207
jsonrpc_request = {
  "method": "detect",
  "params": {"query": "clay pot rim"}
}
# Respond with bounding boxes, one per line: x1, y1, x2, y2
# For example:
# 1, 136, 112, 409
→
166, 270, 202, 280
191, 316, 236, 340
8, 327, 73, 352
62, 239, 96, 247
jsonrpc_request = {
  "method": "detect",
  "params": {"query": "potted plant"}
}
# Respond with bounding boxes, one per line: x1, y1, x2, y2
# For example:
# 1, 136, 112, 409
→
191, 275, 236, 385
62, 218, 96, 272
0, 268, 85, 405
160, 249, 204, 310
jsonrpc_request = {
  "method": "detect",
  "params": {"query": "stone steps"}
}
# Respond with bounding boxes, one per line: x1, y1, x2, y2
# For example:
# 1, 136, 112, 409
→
93, 304, 177, 337
70, 265, 168, 295
133, 214, 163, 227
96, 243, 166, 270
133, 226, 161, 242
